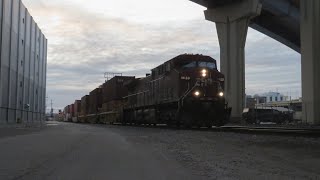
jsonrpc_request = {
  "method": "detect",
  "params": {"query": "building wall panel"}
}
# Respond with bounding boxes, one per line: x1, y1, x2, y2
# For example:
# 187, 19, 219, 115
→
0, 0, 3, 123
23, 10, 31, 122
16, 1, 26, 121
7, 0, 20, 123
34, 25, 39, 114
43, 38, 47, 114
29, 19, 35, 113
39, 33, 43, 115
0, 0, 12, 123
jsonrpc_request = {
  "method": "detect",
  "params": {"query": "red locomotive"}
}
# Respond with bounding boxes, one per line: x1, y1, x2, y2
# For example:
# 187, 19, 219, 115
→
122, 54, 231, 127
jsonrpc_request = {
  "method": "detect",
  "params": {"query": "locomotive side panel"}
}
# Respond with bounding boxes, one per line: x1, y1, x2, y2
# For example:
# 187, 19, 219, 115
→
149, 62, 180, 105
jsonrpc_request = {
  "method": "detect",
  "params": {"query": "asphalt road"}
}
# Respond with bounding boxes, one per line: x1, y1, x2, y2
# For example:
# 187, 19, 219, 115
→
0, 122, 194, 180
1, 121, 320, 180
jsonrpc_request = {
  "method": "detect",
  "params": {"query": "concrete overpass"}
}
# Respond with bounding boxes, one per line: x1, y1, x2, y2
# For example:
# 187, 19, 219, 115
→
190, 0, 319, 124
191, 0, 300, 52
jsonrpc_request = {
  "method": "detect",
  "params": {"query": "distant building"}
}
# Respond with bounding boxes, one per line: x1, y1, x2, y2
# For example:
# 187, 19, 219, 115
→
260, 92, 287, 103
0, 0, 47, 124
246, 92, 287, 108
253, 95, 267, 104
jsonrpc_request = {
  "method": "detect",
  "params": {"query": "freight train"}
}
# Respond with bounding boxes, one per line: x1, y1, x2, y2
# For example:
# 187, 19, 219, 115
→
63, 54, 231, 127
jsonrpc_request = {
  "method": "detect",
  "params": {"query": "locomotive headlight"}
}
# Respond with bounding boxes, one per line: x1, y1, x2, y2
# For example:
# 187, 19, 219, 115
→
194, 91, 200, 97
218, 92, 224, 97
201, 69, 207, 77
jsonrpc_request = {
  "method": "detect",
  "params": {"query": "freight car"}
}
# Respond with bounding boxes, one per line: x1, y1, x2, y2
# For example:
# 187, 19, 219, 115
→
72, 100, 81, 123
63, 105, 71, 122
79, 95, 89, 123
87, 88, 103, 123
121, 54, 231, 127
99, 76, 135, 124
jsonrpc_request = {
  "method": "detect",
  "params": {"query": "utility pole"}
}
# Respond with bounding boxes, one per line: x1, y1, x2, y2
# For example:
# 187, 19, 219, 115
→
50, 99, 53, 118
46, 96, 48, 115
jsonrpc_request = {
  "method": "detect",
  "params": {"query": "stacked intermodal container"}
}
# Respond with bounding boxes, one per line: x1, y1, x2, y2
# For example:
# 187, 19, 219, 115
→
80, 95, 89, 123
99, 76, 135, 124
63, 106, 68, 121
73, 100, 81, 122
69, 104, 75, 121
66, 76, 135, 124
64, 105, 71, 121
89, 88, 103, 114
87, 88, 103, 123
102, 76, 135, 103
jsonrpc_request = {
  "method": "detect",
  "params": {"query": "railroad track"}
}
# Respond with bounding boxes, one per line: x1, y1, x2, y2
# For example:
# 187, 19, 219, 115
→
213, 126, 320, 137
64, 121, 320, 137
107, 123, 320, 137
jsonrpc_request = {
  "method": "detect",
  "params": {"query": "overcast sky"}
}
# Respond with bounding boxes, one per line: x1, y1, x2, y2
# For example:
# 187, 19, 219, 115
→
22, 0, 301, 112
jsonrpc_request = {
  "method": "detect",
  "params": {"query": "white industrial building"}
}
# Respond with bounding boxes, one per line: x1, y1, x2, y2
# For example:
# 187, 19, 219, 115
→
0, 0, 47, 124
261, 92, 288, 103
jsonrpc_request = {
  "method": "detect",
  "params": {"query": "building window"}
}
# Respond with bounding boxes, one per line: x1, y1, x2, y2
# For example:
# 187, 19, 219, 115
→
20, 81, 22, 87
22, 18, 25, 24
22, 40, 24, 45
21, 60, 23, 66
270, 97, 272, 102
275, 97, 278, 101
280, 97, 283, 101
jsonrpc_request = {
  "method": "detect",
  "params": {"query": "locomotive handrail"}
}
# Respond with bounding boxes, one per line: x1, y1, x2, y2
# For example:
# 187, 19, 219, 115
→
99, 111, 117, 115
179, 80, 200, 107
149, 76, 165, 83
122, 90, 150, 99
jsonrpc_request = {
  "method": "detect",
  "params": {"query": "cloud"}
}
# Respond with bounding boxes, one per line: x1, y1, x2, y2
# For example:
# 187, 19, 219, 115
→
22, 0, 302, 111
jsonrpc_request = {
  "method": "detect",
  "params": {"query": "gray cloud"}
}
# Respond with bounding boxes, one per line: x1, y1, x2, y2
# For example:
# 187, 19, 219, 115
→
245, 29, 301, 97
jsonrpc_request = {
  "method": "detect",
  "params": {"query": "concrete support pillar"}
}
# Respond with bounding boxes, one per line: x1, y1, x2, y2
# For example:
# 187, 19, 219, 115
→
301, 0, 320, 124
205, 0, 261, 121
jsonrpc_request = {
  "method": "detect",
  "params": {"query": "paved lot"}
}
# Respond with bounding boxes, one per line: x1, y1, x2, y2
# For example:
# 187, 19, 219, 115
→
0, 122, 320, 180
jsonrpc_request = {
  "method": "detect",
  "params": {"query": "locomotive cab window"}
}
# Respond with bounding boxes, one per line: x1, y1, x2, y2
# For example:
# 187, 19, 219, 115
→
182, 61, 196, 68
198, 62, 216, 69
